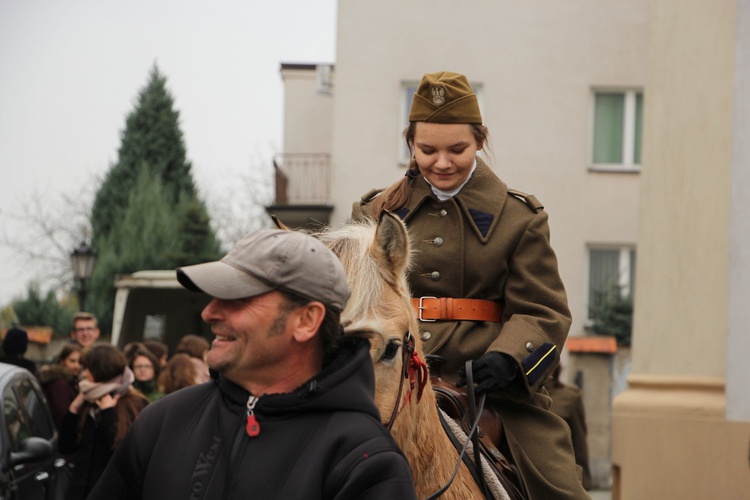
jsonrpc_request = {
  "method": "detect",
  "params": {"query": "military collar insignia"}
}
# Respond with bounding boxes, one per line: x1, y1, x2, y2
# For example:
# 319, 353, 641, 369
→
394, 207, 410, 220
468, 209, 493, 237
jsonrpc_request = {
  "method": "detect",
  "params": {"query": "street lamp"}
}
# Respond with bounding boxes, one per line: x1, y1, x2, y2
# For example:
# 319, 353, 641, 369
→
71, 241, 97, 311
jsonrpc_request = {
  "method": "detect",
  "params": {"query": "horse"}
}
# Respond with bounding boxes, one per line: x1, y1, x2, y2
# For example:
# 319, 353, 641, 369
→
315, 213, 518, 500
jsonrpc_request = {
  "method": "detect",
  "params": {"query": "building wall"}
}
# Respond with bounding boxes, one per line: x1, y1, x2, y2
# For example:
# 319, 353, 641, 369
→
613, 0, 750, 498
280, 65, 334, 155
330, 0, 648, 341
632, 0, 734, 378
727, 0, 750, 421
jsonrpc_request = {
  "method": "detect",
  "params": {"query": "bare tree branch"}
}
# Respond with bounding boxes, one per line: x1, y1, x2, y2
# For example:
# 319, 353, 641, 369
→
0, 182, 95, 298
204, 154, 275, 249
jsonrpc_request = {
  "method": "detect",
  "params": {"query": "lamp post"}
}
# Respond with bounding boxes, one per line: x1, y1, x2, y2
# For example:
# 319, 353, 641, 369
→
70, 241, 97, 311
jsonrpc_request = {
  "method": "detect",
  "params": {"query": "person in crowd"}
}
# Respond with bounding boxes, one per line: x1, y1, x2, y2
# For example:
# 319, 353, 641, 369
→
174, 334, 211, 383
121, 341, 147, 365
38, 343, 82, 430
89, 229, 416, 499
160, 353, 199, 395
58, 344, 149, 500
142, 339, 169, 371
1, 326, 37, 375
129, 348, 163, 402
545, 363, 592, 490
352, 70, 587, 498
69, 312, 101, 349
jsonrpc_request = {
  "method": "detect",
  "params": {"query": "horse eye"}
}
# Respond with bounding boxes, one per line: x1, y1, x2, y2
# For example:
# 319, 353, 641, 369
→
380, 339, 401, 362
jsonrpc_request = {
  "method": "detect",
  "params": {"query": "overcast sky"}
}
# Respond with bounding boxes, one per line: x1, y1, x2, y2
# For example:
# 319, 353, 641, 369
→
0, 0, 337, 306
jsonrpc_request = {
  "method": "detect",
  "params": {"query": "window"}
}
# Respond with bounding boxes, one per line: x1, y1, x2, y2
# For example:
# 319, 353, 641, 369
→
400, 80, 483, 164
587, 246, 636, 320
591, 90, 643, 170
400, 82, 419, 164
15, 378, 55, 439
143, 314, 166, 340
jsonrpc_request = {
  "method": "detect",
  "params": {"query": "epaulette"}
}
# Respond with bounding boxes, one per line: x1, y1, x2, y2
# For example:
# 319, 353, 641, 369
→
361, 188, 384, 203
508, 188, 544, 214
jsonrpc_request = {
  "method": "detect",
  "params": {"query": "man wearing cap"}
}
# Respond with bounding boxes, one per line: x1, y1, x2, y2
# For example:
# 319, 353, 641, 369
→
89, 229, 416, 500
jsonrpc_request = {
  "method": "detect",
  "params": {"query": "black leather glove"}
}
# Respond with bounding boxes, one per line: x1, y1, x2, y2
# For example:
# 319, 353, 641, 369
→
456, 352, 520, 394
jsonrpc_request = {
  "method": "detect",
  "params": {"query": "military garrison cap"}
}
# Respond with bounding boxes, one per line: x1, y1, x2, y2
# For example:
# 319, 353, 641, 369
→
409, 71, 482, 124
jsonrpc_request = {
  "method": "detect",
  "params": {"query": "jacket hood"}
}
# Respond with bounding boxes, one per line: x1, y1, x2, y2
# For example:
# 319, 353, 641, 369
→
217, 336, 381, 422
37, 363, 76, 385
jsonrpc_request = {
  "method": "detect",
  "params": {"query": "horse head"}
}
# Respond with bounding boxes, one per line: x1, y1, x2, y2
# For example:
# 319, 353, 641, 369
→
316, 212, 428, 434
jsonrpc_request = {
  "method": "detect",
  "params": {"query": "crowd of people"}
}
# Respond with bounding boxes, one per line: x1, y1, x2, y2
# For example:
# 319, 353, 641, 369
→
1, 314, 215, 500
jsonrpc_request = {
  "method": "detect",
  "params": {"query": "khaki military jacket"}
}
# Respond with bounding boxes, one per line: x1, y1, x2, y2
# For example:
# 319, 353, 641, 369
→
353, 159, 587, 499
353, 158, 572, 396
545, 380, 592, 490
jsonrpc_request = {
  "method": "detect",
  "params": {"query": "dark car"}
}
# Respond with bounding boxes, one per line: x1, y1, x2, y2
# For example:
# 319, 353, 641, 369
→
0, 362, 67, 500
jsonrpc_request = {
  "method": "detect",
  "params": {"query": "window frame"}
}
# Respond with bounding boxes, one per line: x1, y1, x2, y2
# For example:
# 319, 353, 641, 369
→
586, 244, 637, 322
589, 88, 643, 172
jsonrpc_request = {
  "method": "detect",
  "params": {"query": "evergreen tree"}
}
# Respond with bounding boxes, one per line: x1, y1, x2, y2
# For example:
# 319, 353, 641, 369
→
589, 287, 633, 346
88, 66, 221, 335
12, 283, 76, 336
91, 64, 197, 241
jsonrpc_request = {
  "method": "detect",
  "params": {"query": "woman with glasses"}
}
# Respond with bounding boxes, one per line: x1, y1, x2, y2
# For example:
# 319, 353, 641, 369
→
129, 348, 164, 402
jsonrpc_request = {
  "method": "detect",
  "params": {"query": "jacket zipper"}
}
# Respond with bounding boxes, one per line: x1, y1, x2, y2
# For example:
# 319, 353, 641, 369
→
226, 395, 258, 499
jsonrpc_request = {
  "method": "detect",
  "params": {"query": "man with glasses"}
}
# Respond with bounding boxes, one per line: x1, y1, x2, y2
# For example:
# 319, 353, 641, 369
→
70, 312, 101, 349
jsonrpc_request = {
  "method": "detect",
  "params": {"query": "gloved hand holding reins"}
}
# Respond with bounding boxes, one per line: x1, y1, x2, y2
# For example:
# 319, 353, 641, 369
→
456, 351, 520, 394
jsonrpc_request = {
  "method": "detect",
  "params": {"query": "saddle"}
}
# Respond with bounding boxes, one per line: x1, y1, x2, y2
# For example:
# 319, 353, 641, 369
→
427, 355, 528, 500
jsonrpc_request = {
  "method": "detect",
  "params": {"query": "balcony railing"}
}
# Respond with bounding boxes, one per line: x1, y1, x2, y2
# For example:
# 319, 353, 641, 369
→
273, 153, 331, 205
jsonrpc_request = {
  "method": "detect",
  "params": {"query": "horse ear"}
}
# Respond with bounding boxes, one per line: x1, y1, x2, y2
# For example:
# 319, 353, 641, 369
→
270, 213, 290, 230
372, 210, 410, 276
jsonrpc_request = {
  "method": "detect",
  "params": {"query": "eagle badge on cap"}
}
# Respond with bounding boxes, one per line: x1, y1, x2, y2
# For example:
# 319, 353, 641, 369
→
431, 86, 445, 106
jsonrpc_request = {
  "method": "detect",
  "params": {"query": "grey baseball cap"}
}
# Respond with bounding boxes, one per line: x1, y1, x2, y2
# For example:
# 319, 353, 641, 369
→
176, 229, 350, 311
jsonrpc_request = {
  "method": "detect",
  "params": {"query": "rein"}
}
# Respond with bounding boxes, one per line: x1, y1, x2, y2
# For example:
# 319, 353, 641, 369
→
426, 360, 492, 500
385, 331, 429, 431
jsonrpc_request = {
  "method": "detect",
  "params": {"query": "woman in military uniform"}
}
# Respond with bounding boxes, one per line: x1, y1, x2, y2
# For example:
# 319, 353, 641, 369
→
352, 71, 588, 499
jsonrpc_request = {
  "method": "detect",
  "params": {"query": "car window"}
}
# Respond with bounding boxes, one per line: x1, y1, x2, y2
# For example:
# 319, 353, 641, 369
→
14, 378, 55, 440
3, 390, 30, 453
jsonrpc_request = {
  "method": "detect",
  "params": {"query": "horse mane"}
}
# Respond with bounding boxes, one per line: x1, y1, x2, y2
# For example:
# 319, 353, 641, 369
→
314, 220, 414, 329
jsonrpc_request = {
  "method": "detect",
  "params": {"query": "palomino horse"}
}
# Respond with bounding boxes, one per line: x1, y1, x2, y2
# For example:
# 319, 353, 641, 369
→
315, 213, 516, 500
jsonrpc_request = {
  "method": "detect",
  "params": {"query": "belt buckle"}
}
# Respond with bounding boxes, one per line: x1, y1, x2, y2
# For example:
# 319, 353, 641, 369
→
418, 296, 437, 322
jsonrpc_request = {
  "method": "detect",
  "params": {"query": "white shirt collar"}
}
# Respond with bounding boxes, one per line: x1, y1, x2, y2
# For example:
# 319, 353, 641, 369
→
425, 158, 478, 201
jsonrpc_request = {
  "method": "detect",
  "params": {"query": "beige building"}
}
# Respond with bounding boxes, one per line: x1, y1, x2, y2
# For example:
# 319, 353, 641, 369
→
273, 1, 750, 497
612, 0, 750, 498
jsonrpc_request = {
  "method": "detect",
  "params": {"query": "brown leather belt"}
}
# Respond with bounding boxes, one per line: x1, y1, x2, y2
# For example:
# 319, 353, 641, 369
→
411, 297, 503, 323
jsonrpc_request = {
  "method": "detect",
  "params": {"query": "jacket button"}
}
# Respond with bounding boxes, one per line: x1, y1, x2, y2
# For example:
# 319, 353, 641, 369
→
439, 209, 448, 217
525, 342, 534, 352
433, 237, 444, 247
420, 331, 432, 341
430, 271, 441, 281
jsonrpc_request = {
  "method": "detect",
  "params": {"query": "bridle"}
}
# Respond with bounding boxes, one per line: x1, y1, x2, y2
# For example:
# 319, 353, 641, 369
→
384, 330, 429, 431
380, 332, 491, 499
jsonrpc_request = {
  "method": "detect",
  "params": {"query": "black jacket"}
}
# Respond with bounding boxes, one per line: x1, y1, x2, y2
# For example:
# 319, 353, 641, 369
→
59, 407, 118, 500
88, 337, 416, 500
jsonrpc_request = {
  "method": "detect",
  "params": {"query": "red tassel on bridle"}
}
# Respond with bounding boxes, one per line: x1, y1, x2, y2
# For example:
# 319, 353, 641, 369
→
385, 331, 430, 430
406, 349, 429, 404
